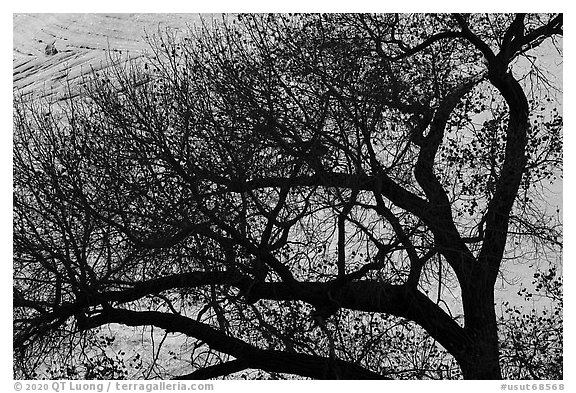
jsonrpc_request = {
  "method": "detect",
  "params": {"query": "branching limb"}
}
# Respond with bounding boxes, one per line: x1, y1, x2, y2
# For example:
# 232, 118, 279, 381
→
83, 307, 389, 380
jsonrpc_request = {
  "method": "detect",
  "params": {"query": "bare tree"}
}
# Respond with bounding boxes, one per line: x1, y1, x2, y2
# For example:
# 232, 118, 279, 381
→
13, 13, 562, 380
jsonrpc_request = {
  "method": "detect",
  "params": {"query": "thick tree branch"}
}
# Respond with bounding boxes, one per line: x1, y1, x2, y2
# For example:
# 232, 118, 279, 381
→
227, 172, 430, 223
105, 271, 245, 304
477, 14, 561, 285
337, 189, 358, 277
369, 185, 422, 288
86, 307, 388, 379
453, 14, 497, 64
16, 266, 471, 369
509, 14, 562, 58
244, 280, 470, 364
411, 74, 485, 283
476, 71, 529, 284
378, 31, 465, 62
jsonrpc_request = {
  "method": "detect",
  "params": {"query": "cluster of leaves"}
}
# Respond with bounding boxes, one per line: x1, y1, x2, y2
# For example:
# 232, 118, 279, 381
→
499, 266, 562, 379
16, 329, 140, 380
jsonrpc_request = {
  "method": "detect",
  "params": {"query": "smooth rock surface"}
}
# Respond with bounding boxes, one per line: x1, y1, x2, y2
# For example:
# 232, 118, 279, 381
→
13, 14, 202, 100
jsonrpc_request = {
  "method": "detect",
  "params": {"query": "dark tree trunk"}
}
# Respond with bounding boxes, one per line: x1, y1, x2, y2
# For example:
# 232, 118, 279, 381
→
460, 326, 502, 379
459, 275, 503, 379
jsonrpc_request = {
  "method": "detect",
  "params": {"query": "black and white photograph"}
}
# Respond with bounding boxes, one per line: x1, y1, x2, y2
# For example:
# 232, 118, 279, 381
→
11, 9, 564, 385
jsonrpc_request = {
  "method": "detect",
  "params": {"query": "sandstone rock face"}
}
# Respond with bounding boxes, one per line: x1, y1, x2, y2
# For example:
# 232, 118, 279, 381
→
13, 14, 200, 100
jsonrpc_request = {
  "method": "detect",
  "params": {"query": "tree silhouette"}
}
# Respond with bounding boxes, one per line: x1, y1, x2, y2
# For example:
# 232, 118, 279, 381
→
13, 13, 562, 380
